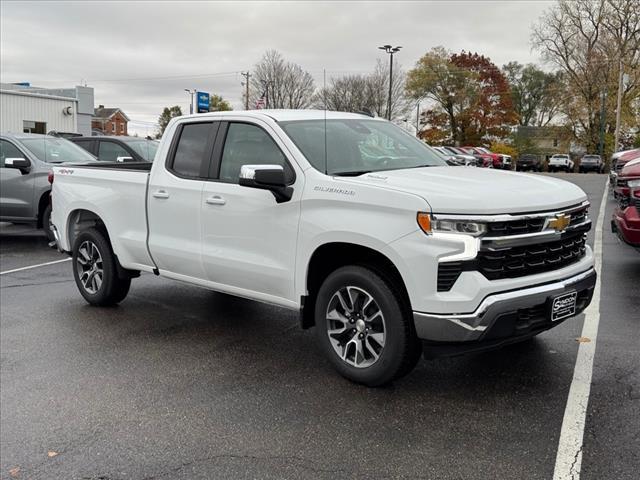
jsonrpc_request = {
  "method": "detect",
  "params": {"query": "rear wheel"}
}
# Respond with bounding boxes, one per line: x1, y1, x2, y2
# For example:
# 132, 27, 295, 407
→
42, 204, 55, 242
314, 265, 421, 386
72, 228, 131, 306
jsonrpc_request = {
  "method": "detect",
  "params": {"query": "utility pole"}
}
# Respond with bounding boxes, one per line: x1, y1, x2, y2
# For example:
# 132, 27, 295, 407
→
613, 59, 624, 153
241, 72, 251, 110
598, 89, 607, 157
378, 45, 402, 120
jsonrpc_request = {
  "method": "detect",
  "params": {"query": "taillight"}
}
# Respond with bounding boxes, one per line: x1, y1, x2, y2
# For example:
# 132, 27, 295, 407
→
48, 171, 54, 184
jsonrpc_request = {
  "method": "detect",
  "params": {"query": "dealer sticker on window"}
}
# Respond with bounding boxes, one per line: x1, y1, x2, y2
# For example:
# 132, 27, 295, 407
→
551, 291, 578, 322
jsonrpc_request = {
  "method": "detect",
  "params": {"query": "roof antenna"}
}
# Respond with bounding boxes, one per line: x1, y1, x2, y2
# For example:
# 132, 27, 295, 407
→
323, 68, 328, 175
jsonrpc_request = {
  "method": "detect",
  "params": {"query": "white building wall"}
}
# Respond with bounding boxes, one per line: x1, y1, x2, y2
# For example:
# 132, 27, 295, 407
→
0, 91, 77, 134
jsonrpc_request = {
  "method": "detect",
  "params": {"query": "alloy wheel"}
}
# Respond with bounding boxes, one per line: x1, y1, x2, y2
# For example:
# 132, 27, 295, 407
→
76, 240, 104, 294
325, 286, 386, 368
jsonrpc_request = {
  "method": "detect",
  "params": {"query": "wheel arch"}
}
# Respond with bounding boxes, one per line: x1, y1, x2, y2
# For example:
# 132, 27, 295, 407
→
301, 242, 411, 329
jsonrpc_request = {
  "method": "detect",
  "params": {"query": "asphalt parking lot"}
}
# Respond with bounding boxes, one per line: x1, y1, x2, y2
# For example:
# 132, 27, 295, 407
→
1, 173, 638, 480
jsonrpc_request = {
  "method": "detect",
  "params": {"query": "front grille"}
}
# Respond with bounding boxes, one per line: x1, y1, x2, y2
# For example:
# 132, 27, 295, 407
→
487, 218, 546, 235
569, 207, 588, 226
477, 232, 587, 280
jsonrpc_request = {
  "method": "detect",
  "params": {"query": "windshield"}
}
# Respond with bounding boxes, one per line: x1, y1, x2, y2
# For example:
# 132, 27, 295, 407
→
279, 119, 446, 175
127, 140, 159, 161
21, 137, 97, 164
583, 155, 600, 160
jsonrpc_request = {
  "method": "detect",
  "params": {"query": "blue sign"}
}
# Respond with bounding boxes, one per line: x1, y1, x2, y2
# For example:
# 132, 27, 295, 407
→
196, 91, 210, 113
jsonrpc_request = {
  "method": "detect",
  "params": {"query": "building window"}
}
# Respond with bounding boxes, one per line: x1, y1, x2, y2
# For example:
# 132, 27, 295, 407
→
112, 123, 116, 133
553, 138, 558, 147
121, 123, 125, 134
23, 121, 46, 134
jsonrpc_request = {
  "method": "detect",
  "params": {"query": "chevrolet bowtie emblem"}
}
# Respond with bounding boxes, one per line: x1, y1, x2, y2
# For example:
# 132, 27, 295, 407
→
549, 214, 571, 232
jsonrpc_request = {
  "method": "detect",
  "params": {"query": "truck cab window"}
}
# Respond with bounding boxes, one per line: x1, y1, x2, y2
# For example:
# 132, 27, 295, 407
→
218, 123, 292, 183
98, 141, 130, 162
0, 140, 24, 168
171, 123, 212, 178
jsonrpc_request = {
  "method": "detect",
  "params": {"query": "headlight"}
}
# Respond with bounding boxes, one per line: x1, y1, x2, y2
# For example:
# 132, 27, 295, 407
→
627, 179, 640, 188
417, 213, 486, 236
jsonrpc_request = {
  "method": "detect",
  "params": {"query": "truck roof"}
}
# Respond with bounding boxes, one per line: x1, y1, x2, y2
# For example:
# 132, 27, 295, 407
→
178, 109, 382, 123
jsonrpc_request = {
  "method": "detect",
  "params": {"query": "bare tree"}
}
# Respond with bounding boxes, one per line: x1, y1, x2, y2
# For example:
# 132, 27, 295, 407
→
249, 50, 315, 109
531, 0, 640, 153
315, 59, 411, 119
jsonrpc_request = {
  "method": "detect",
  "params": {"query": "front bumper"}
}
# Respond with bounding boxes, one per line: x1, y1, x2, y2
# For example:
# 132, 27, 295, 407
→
413, 268, 596, 349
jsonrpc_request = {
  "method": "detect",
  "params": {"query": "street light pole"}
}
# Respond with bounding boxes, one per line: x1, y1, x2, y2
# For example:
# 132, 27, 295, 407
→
184, 88, 196, 115
378, 45, 402, 120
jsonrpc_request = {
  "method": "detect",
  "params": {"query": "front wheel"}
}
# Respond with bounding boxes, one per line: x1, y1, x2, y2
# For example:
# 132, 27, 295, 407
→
72, 227, 131, 306
314, 265, 421, 386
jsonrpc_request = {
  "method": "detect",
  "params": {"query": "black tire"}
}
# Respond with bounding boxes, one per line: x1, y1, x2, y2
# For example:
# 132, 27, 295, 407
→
314, 265, 421, 387
42, 204, 55, 243
72, 227, 131, 306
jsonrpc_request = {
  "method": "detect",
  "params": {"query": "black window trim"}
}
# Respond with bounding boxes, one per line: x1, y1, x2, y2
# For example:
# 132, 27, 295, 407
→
165, 121, 220, 181
209, 120, 296, 185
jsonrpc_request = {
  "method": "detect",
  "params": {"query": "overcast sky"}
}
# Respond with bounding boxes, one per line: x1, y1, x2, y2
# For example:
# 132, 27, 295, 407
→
1, 0, 553, 136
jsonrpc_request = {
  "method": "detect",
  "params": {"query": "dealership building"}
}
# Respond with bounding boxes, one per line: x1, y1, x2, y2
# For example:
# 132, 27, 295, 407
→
0, 83, 95, 136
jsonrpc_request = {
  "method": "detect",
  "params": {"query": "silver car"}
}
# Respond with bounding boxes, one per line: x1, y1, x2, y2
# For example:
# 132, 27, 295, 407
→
0, 133, 96, 240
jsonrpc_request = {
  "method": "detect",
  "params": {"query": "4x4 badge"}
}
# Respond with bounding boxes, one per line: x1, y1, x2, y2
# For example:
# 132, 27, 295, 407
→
549, 213, 571, 232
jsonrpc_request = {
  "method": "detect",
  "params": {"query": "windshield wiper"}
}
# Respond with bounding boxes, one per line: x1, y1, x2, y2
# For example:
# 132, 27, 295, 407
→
332, 170, 372, 176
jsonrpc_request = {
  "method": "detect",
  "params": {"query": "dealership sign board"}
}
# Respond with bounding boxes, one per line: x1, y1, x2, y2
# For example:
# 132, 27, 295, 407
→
197, 92, 210, 113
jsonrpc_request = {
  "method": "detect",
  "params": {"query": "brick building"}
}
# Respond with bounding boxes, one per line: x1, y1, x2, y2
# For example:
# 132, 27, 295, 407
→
91, 105, 130, 136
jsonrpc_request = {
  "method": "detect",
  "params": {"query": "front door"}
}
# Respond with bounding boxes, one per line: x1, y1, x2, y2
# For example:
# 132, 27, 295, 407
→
0, 139, 36, 221
200, 121, 301, 304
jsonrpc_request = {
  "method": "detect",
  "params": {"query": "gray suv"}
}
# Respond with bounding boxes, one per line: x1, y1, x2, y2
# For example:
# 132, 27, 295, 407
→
0, 133, 96, 240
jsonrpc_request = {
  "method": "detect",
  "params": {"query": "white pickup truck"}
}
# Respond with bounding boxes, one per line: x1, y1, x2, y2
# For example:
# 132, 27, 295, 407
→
51, 110, 596, 386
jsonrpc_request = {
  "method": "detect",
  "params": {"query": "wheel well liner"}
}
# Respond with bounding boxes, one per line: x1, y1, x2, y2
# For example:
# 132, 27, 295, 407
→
301, 242, 411, 329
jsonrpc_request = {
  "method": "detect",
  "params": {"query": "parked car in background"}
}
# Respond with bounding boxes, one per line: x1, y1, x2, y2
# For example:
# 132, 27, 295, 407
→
70, 136, 159, 163
516, 154, 544, 172
432, 146, 476, 166
612, 159, 640, 250
0, 133, 96, 240
548, 154, 574, 173
578, 154, 604, 173
614, 158, 640, 200
442, 147, 478, 166
461, 147, 495, 168
610, 149, 640, 192
475, 147, 511, 169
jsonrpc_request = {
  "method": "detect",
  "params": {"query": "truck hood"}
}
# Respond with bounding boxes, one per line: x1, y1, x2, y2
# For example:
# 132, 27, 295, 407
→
345, 167, 587, 214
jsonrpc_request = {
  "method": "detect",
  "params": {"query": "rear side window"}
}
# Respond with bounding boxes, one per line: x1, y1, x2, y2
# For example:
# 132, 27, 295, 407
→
171, 123, 213, 178
98, 141, 130, 162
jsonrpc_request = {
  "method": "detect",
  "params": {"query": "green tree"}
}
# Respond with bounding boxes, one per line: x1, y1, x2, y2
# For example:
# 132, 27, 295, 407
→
209, 94, 232, 112
156, 105, 182, 138
502, 62, 565, 126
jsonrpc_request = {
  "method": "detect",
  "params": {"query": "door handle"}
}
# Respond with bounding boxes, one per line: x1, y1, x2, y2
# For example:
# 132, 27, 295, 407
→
205, 195, 226, 205
152, 190, 170, 199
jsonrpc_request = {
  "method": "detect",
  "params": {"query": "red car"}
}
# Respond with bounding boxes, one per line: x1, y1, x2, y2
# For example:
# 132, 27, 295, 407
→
614, 157, 640, 199
462, 147, 501, 168
612, 159, 640, 250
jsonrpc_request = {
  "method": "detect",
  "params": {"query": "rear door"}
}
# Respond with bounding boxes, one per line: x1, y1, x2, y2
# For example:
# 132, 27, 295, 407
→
0, 139, 36, 220
147, 121, 219, 279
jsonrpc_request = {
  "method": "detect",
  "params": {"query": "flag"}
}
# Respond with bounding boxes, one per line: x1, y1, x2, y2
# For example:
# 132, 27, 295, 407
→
255, 91, 267, 109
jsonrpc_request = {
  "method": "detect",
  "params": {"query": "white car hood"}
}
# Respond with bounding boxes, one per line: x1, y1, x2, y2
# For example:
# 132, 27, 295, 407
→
345, 167, 587, 214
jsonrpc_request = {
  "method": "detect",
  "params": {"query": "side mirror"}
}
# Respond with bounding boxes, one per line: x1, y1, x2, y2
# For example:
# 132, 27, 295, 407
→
116, 156, 135, 163
239, 164, 293, 203
5, 157, 31, 174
